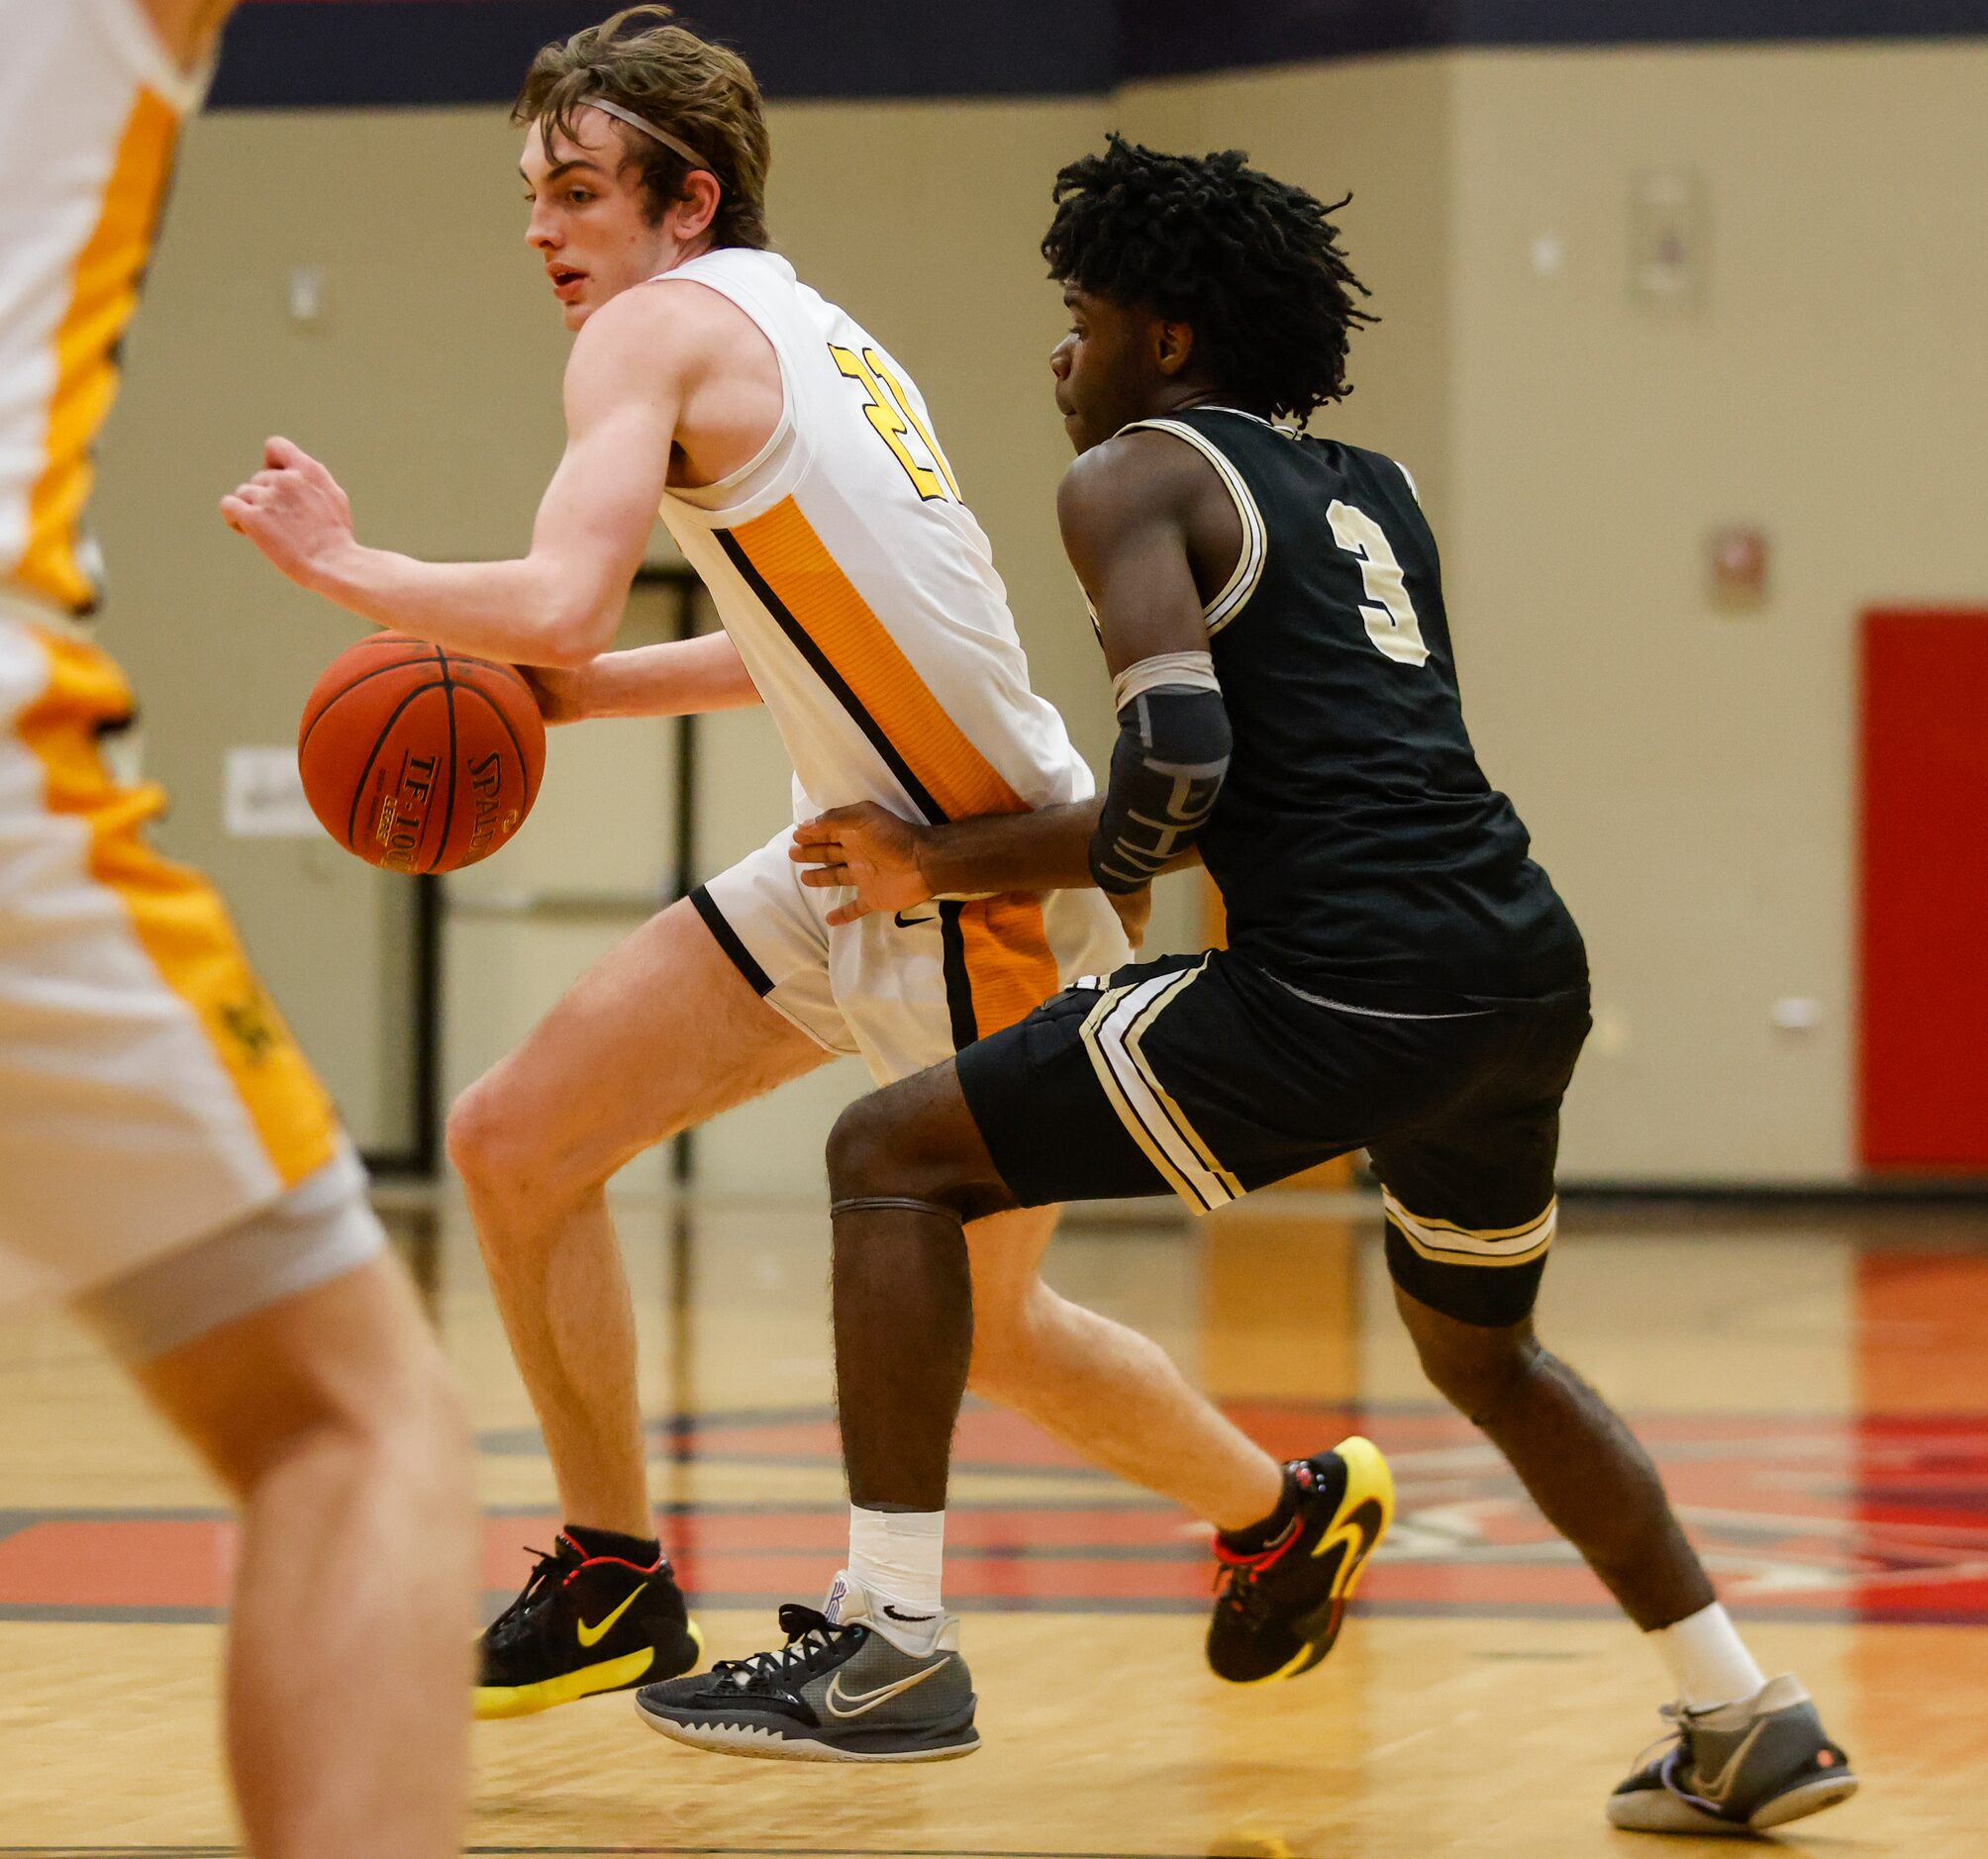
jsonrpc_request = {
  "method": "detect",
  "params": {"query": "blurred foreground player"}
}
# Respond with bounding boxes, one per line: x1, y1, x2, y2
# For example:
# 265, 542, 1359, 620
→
0, 3, 474, 1852
223, 8, 1377, 1731
645, 140, 1861, 1836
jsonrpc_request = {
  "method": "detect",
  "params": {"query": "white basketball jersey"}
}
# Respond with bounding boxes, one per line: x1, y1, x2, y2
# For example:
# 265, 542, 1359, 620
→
654, 248, 1094, 829
0, 0, 204, 614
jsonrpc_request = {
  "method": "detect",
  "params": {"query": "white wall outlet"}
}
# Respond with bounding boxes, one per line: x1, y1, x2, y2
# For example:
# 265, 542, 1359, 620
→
288, 264, 329, 325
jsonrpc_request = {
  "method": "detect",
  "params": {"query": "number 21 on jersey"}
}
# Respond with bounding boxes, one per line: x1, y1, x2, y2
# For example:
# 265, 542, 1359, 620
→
830, 344, 961, 504
1329, 499, 1430, 667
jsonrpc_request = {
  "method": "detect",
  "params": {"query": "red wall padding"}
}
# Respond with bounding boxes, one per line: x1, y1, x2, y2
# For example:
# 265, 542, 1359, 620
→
1859, 610, 1988, 1170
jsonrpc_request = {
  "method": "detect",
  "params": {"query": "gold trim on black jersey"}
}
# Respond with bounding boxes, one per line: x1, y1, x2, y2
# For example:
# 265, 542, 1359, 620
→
1118, 417, 1267, 635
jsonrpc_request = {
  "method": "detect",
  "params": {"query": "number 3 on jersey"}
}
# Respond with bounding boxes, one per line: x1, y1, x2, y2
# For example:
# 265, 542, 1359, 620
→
831, 344, 961, 504
1328, 499, 1430, 667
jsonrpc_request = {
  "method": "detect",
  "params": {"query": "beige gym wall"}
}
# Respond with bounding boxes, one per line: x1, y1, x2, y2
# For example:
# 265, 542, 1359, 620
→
1116, 57, 1456, 528
1129, 42, 1988, 1183
91, 40, 1988, 1187
1450, 42, 1988, 1184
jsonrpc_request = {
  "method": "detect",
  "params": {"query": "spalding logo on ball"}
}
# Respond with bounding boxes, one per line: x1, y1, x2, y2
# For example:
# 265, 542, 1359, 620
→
298, 633, 547, 873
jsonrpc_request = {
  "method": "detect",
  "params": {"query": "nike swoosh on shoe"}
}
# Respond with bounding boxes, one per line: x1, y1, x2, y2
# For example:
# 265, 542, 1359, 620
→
1692, 1719, 1771, 1806
576, 1584, 646, 1648
823, 1659, 947, 1719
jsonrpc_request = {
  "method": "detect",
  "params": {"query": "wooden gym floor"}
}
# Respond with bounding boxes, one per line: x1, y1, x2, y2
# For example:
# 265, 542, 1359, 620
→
1, 1190, 1985, 1856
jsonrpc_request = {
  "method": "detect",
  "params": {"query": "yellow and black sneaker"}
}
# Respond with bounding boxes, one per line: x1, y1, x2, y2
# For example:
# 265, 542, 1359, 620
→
474, 1533, 702, 1720
1207, 1436, 1394, 1684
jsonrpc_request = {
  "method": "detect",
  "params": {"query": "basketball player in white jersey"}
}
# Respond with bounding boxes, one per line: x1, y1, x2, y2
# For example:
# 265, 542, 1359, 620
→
226, 5, 1306, 1723
0, 2, 475, 1851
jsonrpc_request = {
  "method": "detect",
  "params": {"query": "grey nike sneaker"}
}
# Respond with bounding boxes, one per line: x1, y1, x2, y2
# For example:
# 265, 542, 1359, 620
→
633, 1572, 978, 1763
1608, 1675, 1858, 1834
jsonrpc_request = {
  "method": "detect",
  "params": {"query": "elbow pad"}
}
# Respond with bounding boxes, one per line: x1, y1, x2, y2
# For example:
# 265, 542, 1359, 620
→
1087, 654, 1231, 895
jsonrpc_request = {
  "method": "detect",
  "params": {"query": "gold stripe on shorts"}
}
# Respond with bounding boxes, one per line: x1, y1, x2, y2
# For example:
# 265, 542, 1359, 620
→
1080, 962, 1242, 1213
1381, 1189, 1557, 1268
14, 628, 341, 1190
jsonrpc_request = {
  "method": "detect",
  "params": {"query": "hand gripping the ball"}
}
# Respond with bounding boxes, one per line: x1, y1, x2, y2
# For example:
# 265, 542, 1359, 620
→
222, 437, 355, 590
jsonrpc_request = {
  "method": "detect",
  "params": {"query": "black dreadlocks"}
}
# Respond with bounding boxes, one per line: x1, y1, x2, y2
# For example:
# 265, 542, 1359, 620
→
1043, 135, 1375, 425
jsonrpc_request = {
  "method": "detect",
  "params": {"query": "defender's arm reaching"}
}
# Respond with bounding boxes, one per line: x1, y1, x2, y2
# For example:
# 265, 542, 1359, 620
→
790, 428, 1231, 922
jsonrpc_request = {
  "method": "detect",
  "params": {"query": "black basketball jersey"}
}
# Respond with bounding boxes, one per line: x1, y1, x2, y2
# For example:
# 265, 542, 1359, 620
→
1126, 405, 1586, 1010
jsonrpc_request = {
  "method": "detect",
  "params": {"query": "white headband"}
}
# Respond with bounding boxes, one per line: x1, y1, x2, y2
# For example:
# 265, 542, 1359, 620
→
581, 96, 707, 174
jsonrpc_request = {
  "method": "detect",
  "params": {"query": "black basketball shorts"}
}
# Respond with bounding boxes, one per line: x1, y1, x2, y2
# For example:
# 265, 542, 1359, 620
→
955, 948, 1591, 1328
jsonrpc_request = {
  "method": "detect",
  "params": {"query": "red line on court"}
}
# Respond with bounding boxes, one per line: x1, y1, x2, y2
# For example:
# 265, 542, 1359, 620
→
4, 1405, 1984, 1622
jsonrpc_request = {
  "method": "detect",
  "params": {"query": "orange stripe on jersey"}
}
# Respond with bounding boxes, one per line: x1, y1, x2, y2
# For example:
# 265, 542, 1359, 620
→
16, 87, 180, 612
732, 497, 1032, 822
15, 629, 340, 1189
958, 894, 1060, 1037
729, 496, 1062, 1030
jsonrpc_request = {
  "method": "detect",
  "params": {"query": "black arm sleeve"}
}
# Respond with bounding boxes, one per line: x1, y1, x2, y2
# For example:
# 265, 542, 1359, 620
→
1086, 684, 1233, 895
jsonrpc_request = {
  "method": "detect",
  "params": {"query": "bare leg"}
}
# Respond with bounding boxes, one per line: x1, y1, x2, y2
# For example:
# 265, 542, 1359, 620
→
1395, 1286, 1714, 1630
966, 1206, 1281, 1531
137, 1256, 474, 1859
827, 1060, 1281, 1530
447, 898, 828, 1537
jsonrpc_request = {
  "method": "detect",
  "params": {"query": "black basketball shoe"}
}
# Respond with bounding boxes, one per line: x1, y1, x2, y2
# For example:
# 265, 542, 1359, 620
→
1207, 1436, 1395, 1684
474, 1533, 702, 1720
1608, 1676, 1858, 1834
635, 1572, 979, 1763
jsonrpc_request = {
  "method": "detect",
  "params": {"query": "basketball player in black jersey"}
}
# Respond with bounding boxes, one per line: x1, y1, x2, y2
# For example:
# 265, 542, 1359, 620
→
636, 139, 1858, 1834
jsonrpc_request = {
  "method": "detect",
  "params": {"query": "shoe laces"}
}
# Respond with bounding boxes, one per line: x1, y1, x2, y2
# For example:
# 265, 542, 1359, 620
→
1634, 1703, 1734, 1818
485, 1543, 577, 1651
1629, 1703, 1686, 1777
707, 1604, 859, 1694
1212, 1553, 1274, 1625
1212, 1511, 1305, 1622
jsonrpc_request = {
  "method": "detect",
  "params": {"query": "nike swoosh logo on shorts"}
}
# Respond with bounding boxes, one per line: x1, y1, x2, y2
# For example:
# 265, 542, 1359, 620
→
576, 1584, 646, 1648
824, 1658, 947, 1719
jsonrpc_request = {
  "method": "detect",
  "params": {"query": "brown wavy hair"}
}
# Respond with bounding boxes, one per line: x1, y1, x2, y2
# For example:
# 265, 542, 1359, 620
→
515, 6, 771, 250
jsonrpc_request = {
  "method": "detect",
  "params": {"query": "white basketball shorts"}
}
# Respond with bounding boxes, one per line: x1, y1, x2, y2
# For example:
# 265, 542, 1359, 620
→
693, 824, 1131, 1085
0, 602, 350, 1311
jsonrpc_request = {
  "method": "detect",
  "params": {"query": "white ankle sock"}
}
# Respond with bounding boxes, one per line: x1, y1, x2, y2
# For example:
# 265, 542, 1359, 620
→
846, 1505, 945, 1625
1648, 1602, 1767, 1712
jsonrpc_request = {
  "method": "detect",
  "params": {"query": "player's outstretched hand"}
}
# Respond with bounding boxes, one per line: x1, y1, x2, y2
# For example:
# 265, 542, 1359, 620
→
220, 437, 355, 591
791, 803, 932, 927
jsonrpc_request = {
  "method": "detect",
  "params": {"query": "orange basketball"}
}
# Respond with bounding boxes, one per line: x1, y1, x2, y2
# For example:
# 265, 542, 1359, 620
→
297, 633, 546, 874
